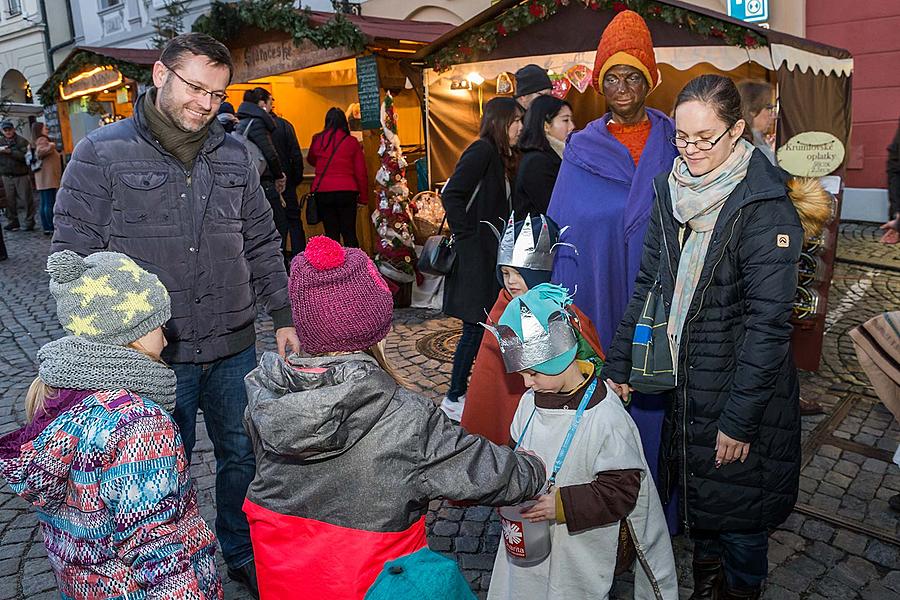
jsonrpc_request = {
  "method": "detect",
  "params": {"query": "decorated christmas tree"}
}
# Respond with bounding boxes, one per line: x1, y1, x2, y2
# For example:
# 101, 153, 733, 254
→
371, 92, 420, 300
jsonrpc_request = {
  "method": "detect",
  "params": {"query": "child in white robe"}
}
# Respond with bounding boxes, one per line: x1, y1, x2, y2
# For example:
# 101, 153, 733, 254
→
484, 284, 678, 600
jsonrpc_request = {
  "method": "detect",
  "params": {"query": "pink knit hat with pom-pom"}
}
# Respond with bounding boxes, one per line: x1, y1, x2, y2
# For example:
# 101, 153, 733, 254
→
289, 236, 394, 354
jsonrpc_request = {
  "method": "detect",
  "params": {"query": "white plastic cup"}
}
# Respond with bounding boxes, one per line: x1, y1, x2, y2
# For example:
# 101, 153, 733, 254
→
498, 500, 551, 566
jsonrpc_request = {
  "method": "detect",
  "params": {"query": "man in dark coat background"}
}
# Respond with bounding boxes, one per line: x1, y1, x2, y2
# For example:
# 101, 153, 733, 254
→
237, 87, 288, 245
0, 120, 34, 232
270, 104, 306, 259
51, 33, 301, 597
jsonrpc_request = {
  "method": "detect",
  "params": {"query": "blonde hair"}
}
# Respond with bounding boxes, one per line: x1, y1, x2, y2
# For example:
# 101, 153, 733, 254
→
365, 339, 415, 391
25, 341, 166, 423
25, 378, 57, 423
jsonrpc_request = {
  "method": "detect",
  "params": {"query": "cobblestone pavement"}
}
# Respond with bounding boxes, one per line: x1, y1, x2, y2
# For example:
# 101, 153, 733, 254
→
0, 224, 898, 599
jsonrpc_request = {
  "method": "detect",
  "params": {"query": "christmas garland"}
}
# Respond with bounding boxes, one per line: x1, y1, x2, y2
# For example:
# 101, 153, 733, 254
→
38, 51, 153, 106
192, 0, 366, 53
429, 0, 767, 72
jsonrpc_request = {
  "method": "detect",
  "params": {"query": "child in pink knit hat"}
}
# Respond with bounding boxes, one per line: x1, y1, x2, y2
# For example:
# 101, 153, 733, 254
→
242, 236, 547, 600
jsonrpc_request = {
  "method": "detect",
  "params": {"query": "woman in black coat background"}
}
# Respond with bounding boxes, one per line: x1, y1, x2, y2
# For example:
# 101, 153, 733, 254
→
603, 75, 802, 600
514, 95, 575, 216
439, 97, 523, 421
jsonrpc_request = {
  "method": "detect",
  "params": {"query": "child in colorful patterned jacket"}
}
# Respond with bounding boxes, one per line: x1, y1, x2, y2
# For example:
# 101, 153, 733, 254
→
0, 250, 221, 600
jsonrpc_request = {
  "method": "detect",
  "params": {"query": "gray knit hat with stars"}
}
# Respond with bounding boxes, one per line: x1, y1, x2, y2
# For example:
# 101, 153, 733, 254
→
47, 250, 171, 345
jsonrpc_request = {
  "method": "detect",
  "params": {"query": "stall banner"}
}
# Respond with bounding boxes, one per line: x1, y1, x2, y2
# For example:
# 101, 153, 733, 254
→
357, 55, 381, 130
232, 39, 350, 83
777, 131, 846, 178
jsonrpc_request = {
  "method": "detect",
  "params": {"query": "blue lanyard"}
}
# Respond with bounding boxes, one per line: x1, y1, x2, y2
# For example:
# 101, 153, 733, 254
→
514, 378, 598, 486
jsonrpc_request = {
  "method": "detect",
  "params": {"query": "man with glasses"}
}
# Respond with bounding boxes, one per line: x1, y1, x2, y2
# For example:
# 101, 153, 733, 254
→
546, 9, 680, 534
52, 33, 300, 598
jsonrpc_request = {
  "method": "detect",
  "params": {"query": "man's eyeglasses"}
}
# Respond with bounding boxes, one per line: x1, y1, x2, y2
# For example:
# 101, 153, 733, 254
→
163, 63, 228, 104
670, 125, 734, 151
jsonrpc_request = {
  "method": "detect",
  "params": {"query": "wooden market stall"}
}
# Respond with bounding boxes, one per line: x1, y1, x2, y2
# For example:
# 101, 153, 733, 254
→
200, 5, 454, 253
37, 47, 158, 156
413, 0, 853, 371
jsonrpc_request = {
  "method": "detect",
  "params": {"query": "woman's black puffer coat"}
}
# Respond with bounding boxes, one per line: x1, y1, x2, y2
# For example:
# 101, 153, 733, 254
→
602, 150, 802, 533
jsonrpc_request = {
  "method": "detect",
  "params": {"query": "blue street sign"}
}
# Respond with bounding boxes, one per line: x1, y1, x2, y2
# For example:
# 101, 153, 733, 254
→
727, 0, 768, 23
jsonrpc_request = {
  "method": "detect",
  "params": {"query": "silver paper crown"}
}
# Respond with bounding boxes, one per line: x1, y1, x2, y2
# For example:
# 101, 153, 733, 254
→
483, 212, 576, 272
481, 303, 578, 373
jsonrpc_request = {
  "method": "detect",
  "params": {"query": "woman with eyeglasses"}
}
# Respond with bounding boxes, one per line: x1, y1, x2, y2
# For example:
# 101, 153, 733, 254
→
737, 80, 778, 165
602, 74, 803, 600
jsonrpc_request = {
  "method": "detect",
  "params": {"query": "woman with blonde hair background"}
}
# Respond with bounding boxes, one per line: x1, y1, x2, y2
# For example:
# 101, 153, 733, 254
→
736, 79, 777, 165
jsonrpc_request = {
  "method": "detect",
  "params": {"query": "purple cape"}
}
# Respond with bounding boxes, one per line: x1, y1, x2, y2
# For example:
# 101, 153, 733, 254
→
548, 108, 677, 350
548, 109, 681, 533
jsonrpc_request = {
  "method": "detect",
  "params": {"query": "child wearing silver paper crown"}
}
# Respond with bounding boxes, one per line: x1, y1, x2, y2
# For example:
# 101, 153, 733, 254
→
452, 213, 604, 445
485, 284, 677, 600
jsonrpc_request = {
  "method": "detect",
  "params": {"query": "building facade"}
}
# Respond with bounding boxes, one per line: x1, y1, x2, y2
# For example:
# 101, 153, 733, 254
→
805, 0, 900, 222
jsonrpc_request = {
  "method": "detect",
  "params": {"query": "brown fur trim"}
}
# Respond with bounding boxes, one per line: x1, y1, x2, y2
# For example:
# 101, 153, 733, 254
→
788, 177, 834, 241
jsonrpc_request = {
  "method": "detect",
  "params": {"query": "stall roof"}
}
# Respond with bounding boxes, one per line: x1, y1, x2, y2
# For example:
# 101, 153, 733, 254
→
415, 0, 850, 63
74, 46, 161, 65
308, 11, 454, 46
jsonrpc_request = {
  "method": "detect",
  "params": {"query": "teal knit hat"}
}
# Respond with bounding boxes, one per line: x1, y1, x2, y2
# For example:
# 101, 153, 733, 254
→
365, 548, 476, 600
47, 250, 171, 345
494, 283, 578, 375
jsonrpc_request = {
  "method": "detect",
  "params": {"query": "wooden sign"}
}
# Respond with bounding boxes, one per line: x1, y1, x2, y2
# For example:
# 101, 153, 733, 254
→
60, 66, 123, 101
231, 39, 352, 83
777, 131, 845, 177
356, 55, 381, 130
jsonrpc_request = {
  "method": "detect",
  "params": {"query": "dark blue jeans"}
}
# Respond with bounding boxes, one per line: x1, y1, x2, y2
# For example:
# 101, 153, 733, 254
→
447, 321, 484, 401
693, 529, 769, 590
38, 188, 56, 233
171, 344, 257, 569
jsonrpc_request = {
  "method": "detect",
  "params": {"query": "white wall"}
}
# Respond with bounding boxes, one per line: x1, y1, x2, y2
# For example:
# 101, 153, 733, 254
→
0, 0, 50, 96
75, 0, 337, 50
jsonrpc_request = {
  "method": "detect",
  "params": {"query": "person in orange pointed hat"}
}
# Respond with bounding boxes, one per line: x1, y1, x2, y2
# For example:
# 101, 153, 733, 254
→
547, 8, 680, 536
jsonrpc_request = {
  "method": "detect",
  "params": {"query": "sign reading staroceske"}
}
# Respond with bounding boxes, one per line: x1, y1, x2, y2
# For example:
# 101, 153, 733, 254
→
727, 0, 768, 24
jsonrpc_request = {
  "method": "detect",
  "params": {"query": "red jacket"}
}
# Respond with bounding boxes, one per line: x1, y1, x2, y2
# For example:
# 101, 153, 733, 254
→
307, 130, 369, 203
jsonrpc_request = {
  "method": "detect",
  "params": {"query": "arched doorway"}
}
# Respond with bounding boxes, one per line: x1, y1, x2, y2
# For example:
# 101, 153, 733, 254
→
1, 69, 32, 103
406, 5, 464, 24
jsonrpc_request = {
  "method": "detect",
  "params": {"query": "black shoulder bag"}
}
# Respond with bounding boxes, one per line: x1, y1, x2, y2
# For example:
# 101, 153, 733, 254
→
629, 199, 676, 394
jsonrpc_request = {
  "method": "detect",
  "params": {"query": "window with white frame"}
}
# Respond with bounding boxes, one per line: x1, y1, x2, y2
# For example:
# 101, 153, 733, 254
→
8, 0, 22, 16
99, 0, 122, 10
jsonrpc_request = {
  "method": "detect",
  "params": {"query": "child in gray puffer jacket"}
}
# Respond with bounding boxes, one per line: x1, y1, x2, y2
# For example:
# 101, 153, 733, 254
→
243, 235, 547, 600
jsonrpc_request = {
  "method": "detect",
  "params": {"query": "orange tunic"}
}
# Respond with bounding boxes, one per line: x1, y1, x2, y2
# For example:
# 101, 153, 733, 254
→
607, 119, 652, 165
459, 289, 605, 445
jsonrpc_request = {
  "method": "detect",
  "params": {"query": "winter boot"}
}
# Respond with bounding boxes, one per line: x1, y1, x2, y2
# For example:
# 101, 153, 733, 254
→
716, 582, 762, 600
688, 559, 722, 600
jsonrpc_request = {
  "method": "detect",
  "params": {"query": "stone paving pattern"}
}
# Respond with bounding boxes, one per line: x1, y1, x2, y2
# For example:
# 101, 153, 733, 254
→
0, 224, 897, 599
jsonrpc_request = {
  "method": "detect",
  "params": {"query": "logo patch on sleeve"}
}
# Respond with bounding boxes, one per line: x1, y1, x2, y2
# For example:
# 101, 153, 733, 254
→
777, 234, 790, 248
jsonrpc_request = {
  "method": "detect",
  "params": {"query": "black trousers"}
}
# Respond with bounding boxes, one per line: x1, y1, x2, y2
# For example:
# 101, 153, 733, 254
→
317, 190, 359, 247
283, 195, 306, 256
261, 180, 289, 241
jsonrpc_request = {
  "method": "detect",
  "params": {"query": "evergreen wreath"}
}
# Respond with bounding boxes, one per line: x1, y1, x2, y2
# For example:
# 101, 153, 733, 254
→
192, 0, 365, 52
38, 51, 153, 106
428, 0, 767, 72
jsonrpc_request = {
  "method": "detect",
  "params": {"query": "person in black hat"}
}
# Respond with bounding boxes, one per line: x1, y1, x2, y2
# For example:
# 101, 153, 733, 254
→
514, 64, 552, 110
216, 101, 238, 133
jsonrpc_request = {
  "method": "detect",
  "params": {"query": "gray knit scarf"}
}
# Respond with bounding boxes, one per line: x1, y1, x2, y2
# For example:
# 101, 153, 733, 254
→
37, 337, 177, 412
